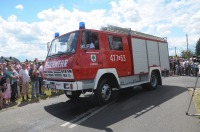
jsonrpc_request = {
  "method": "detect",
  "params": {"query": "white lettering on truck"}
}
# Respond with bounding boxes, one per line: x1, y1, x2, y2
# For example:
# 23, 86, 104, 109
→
110, 55, 126, 62
46, 60, 68, 68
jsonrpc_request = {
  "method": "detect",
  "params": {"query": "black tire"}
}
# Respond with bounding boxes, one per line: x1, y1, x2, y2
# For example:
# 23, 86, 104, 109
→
64, 91, 81, 100
94, 79, 112, 105
142, 72, 158, 90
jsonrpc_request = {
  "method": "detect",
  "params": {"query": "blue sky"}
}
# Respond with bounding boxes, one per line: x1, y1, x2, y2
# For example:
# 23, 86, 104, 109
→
0, 0, 110, 22
0, 0, 200, 61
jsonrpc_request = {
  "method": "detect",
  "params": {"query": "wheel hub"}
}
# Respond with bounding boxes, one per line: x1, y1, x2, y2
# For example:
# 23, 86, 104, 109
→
101, 84, 111, 101
151, 75, 157, 87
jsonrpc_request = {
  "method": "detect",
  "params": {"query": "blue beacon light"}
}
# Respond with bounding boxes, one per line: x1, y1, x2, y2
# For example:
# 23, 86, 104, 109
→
79, 22, 85, 29
55, 32, 59, 38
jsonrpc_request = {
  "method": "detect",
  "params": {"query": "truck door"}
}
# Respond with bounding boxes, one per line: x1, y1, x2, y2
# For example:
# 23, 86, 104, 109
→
78, 30, 103, 80
105, 35, 131, 77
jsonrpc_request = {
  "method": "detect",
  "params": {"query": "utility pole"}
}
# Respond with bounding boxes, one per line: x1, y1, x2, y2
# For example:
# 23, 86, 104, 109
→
175, 47, 176, 56
186, 34, 188, 52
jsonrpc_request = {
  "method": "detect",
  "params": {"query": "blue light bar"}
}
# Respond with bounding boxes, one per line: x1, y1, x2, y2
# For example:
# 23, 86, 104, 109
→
79, 22, 85, 29
55, 32, 59, 38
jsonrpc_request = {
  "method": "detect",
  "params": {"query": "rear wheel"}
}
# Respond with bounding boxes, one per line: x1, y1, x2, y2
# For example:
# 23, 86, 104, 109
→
150, 72, 158, 89
94, 79, 112, 105
142, 72, 158, 90
65, 91, 81, 100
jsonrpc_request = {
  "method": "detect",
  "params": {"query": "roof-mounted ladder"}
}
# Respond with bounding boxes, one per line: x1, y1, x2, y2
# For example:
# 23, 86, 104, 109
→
101, 25, 167, 41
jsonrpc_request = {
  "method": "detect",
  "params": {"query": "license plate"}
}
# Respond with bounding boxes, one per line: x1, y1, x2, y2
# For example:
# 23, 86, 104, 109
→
66, 91, 72, 95
49, 84, 56, 89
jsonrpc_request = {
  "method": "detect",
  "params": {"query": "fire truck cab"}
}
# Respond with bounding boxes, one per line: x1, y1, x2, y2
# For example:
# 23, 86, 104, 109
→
44, 22, 169, 105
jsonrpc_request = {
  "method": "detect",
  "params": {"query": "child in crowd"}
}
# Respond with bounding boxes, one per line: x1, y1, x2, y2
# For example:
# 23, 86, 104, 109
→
3, 78, 11, 105
0, 69, 6, 109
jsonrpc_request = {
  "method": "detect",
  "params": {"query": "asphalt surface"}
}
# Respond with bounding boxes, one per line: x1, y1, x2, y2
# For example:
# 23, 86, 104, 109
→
0, 76, 200, 132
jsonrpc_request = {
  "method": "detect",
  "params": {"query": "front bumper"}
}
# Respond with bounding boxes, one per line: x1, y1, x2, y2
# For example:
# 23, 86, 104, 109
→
44, 80, 94, 91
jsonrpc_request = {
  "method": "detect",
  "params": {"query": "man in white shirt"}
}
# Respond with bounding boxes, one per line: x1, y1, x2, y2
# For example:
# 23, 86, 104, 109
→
19, 63, 30, 101
81, 31, 96, 49
81, 42, 95, 49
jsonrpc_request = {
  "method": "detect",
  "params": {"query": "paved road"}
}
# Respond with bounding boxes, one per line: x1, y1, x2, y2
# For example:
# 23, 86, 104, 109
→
0, 76, 200, 132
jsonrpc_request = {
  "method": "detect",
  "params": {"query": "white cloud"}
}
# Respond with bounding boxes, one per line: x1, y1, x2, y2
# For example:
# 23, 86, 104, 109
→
157, 24, 172, 36
0, 0, 200, 61
15, 4, 24, 10
7, 15, 17, 22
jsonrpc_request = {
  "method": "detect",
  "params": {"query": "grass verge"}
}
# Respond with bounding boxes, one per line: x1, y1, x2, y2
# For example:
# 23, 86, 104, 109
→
16, 89, 64, 102
4, 88, 64, 110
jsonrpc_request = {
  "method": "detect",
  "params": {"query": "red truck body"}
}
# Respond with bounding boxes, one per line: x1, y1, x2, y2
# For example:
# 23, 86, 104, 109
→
44, 25, 169, 105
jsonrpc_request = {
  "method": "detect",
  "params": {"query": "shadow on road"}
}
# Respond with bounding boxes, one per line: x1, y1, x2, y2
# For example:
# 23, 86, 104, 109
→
44, 94, 99, 121
44, 85, 187, 131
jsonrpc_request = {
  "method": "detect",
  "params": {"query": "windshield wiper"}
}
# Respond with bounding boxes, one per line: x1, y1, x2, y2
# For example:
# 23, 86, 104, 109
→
48, 53, 64, 58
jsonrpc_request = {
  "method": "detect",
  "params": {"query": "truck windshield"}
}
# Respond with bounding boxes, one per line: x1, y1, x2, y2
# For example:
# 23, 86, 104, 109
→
48, 31, 79, 56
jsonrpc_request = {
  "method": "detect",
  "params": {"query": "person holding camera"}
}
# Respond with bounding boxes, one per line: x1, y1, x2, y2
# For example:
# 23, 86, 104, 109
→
29, 63, 40, 99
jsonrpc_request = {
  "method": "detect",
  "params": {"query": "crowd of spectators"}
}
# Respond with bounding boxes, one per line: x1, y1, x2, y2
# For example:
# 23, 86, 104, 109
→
1, 56, 200, 110
169, 57, 200, 76
0, 58, 45, 110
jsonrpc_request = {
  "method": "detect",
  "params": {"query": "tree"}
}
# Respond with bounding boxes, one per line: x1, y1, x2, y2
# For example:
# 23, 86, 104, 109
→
195, 38, 200, 56
180, 50, 194, 59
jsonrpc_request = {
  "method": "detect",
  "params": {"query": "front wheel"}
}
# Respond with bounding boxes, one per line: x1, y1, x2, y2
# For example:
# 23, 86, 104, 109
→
94, 79, 112, 105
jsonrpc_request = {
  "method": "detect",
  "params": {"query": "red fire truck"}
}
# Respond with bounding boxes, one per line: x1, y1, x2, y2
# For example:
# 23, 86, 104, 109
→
44, 22, 169, 105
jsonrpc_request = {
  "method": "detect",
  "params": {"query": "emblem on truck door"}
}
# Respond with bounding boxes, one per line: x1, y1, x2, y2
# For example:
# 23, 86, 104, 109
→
91, 54, 96, 62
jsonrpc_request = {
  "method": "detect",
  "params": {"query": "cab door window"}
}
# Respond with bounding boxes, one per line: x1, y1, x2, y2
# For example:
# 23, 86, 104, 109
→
108, 35, 123, 51
81, 31, 99, 50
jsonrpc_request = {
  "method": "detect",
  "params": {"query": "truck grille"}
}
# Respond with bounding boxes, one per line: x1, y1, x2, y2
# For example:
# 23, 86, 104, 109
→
44, 69, 74, 79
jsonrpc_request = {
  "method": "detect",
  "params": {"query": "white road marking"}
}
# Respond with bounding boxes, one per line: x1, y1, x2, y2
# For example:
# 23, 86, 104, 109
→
61, 99, 117, 128
60, 122, 70, 127
68, 104, 108, 128
60, 106, 98, 127
135, 105, 155, 116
